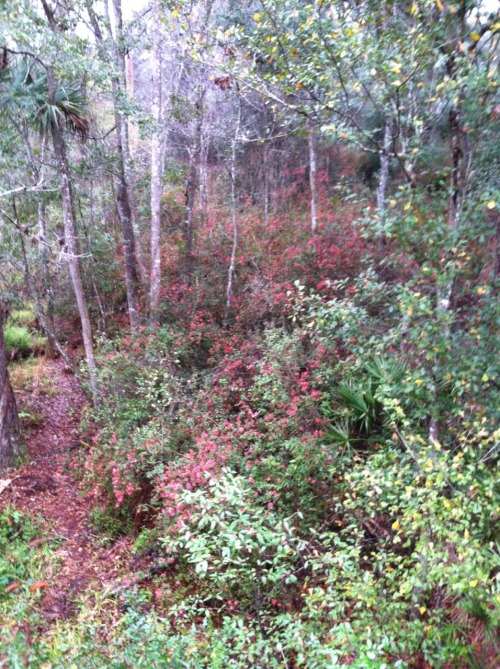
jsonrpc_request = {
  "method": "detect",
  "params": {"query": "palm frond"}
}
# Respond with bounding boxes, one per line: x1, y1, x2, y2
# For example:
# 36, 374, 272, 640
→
0, 57, 89, 138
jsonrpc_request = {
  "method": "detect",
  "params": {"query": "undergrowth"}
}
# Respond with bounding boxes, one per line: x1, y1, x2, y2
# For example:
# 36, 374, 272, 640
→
3, 188, 499, 668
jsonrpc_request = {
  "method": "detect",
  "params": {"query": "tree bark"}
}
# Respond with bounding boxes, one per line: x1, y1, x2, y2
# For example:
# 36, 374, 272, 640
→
47, 70, 99, 404
40, 3, 99, 402
183, 94, 205, 277
109, 0, 141, 327
376, 120, 392, 250
86, 0, 142, 327
226, 99, 241, 317
199, 117, 209, 224
0, 304, 22, 472
263, 142, 270, 227
182, 1, 214, 277
307, 120, 318, 235
149, 0, 163, 321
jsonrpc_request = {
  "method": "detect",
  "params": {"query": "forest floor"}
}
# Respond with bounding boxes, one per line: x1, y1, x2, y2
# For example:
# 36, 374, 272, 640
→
0, 358, 131, 624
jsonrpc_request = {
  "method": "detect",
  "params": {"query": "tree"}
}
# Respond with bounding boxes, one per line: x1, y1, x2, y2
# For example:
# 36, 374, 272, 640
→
0, 302, 21, 472
149, 0, 163, 320
85, 0, 143, 328
43, 65, 100, 403
1, 49, 100, 403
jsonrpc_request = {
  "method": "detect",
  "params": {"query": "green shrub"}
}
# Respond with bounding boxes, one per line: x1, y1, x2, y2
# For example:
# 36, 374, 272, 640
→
9, 307, 37, 328
3, 323, 33, 355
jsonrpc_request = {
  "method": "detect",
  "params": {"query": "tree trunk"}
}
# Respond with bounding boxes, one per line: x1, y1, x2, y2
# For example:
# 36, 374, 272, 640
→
263, 142, 270, 227
226, 99, 241, 317
199, 118, 209, 223
41, 3, 99, 402
183, 94, 204, 278
448, 106, 464, 231
150, 0, 163, 321
49, 86, 99, 404
0, 304, 21, 472
86, 0, 142, 326
307, 120, 318, 235
376, 120, 392, 250
109, 0, 141, 327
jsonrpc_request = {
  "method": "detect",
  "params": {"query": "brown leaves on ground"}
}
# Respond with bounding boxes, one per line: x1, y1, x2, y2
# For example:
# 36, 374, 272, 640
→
1, 358, 132, 626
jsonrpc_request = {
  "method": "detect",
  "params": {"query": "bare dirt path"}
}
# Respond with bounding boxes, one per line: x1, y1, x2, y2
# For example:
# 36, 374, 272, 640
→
1, 359, 130, 621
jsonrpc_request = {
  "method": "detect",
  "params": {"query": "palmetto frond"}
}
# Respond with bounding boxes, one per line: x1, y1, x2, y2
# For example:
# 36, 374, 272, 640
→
0, 58, 89, 137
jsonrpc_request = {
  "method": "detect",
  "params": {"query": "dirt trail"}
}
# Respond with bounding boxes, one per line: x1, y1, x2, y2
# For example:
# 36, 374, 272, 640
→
2, 359, 130, 620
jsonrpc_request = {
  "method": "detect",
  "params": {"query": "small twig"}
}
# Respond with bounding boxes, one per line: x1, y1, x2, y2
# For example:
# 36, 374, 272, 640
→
392, 424, 422, 472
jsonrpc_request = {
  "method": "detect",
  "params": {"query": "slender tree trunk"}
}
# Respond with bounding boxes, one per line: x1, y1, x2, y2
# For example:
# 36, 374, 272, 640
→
41, 3, 99, 400
429, 85, 466, 444
263, 142, 270, 227
150, 0, 163, 320
112, 105, 141, 329
110, 0, 141, 327
183, 2, 214, 276
376, 120, 392, 250
199, 119, 209, 223
183, 94, 205, 277
226, 100, 241, 317
48, 93, 99, 403
308, 120, 318, 235
448, 106, 464, 231
0, 304, 22, 472
121, 40, 148, 288
37, 146, 56, 356
86, 0, 142, 326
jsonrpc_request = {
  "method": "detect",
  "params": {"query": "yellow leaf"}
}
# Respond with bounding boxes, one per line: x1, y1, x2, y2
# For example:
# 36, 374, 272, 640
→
172, 8, 179, 18
435, 0, 444, 10
482, 374, 489, 382
464, 529, 470, 539
487, 200, 496, 209
411, 4, 418, 14
469, 579, 478, 588
253, 12, 260, 21
415, 379, 424, 385
419, 606, 427, 615
404, 202, 412, 211
392, 519, 400, 531
470, 32, 481, 42
390, 199, 396, 206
